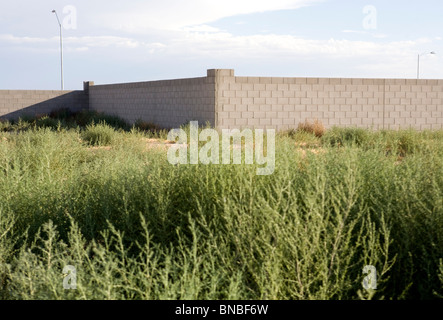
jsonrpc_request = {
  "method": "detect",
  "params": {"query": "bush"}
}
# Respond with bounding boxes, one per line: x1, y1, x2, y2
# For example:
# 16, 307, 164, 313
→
0, 127, 442, 300
49, 108, 74, 121
134, 119, 160, 132
297, 119, 326, 138
72, 110, 129, 130
0, 119, 12, 132
322, 126, 371, 147
383, 129, 421, 157
35, 116, 62, 130
81, 122, 116, 146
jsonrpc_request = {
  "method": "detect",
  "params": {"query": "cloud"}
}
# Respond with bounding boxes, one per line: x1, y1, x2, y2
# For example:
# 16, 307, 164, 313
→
342, 30, 388, 39
0, 29, 435, 61
0, 34, 166, 54
93, 0, 323, 32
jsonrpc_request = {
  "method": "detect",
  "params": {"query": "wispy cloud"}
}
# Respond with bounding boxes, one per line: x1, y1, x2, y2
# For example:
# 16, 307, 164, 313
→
0, 34, 166, 53
93, 0, 324, 32
342, 30, 388, 39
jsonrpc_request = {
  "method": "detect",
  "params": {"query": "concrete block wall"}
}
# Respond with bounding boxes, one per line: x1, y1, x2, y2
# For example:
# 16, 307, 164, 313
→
2, 69, 442, 131
89, 73, 216, 129
215, 69, 443, 131
0, 90, 88, 120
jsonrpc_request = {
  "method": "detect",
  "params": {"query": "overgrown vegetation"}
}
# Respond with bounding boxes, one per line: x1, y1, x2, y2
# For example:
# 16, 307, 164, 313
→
0, 112, 442, 300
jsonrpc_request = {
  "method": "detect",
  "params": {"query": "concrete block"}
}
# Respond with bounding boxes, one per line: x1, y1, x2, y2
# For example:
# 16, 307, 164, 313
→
241, 98, 254, 105
346, 111, 357, 118
229, 98, 242, 105
259, 77, 273, 84
218, 69, 235, 77
236, 90, 248, 98
260, 91, 272, 98
295, 91, 307, 98
254, 84, 266, 91
223, 104, 236, 112
307, 91, 318, 98
400, 98, 411, 105
265, 97, 278, 105
260, 105, 272, 112
351, 118, 362, 125
307, 105, 318, 112
254, 97, 266, 105
289, 84, 301, 92
400, 111, 411, 118
289, 111, 301, 119
394, 118, 406, 125
341, 105, 353, 112
247, 77, 260, 84
316, 78, 329, 85
340, 118, 351, 125
312, 112, 323, 119
307, 78, 318, 84
272, 91, 284, 98
284, 105, 295, 112
236, 118, 248, 126
247, 118, 260, 126
301, 112, 312, 119
318, 105, 330, 112
229, 111, 241, 119
352, 92, 363, 99
237, 104, 248, 112
278, 98, 289, 105
329, 78, 341, 85
260, 118, 271, 125
283, 118, 296, 125
278, 111, 289, 119
284, 78, 297, 84
283, 90, 295, 98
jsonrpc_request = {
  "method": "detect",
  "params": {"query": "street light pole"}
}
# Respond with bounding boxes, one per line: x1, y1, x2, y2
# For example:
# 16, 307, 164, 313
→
52, 10, 64, 90
417, 51, 436, 80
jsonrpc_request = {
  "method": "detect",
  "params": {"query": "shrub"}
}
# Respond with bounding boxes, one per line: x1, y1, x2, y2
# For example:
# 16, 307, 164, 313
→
0, 127, 442, 300
81, 122, 116, 146
73, 110, 129, 130
134, 120, 160, 132
322, 126, 370, 147
35, 116, 61, 130
49, 108, 74, 121
297, 119, 326, 138
383, 129, 420, 157
0, 119, 12, 132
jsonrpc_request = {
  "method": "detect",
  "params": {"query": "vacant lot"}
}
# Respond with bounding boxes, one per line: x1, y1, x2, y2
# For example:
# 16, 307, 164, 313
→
0, 113, 442, 300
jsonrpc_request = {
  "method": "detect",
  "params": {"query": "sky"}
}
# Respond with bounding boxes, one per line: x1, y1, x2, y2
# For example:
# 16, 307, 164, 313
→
1, 0, 442, 90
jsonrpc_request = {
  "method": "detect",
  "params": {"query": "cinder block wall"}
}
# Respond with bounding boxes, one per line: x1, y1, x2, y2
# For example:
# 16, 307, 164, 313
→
89, 72, 216, 129
0, 90, 88, 120
2, 69, 442, 131
215, 69, 443, 131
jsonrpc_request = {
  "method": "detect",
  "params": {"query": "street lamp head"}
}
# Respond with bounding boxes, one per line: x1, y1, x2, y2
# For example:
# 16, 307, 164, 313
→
52, 10, 56, 13
430, 51, 436, 55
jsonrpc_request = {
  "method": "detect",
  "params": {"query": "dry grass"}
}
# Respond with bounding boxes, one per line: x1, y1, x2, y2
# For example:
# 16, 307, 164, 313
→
297, 119, 326, 138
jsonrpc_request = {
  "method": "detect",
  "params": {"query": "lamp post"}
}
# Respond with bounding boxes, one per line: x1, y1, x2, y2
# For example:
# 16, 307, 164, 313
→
52, 10, 64, 90
417, 51, 436, 80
